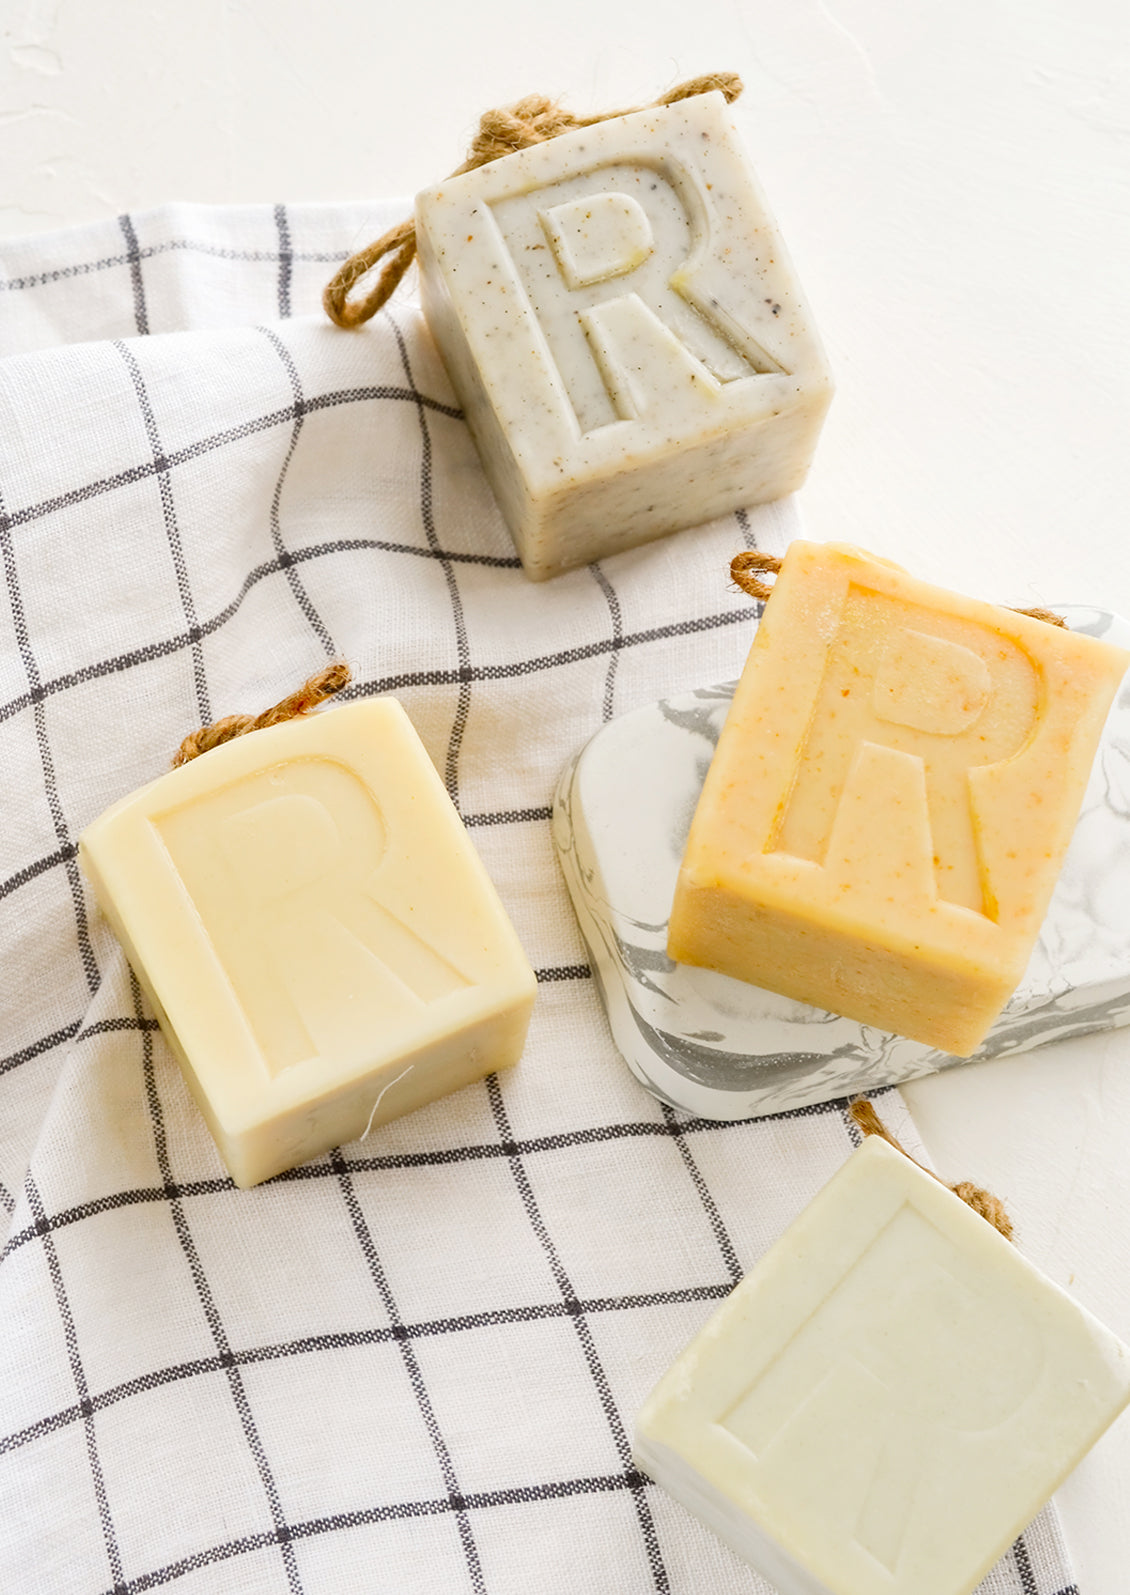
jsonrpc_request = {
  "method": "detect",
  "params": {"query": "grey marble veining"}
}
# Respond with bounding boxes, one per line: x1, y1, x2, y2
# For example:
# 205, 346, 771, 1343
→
553, 608, 1130, 1120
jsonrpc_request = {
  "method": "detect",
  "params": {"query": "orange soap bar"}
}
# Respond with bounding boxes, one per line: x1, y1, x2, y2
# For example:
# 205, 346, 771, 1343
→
668, 542, 1130, 1055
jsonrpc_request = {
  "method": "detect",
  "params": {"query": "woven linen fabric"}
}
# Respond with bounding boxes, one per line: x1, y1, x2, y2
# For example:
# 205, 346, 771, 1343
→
0, 203, 1078, 1595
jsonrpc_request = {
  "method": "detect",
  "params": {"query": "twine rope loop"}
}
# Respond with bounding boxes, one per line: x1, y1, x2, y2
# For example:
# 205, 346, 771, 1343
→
172, 662, 352, 768
848, 1098, 1013, 1240
323, 72, 743, 331
729, 550, 781, 603
729, 551, 1065, 627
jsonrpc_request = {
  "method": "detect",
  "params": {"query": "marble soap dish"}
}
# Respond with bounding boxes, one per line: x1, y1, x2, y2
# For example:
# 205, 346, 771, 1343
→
553, 608, 1130, 1120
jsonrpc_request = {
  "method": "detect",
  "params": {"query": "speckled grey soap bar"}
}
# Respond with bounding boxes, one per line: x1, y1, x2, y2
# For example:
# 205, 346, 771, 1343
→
553, 607, 1130, 1120
415, 92, 832, 581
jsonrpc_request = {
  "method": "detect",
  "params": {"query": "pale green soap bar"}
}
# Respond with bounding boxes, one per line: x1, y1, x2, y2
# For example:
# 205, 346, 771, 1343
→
636, 1136, 1130, 1595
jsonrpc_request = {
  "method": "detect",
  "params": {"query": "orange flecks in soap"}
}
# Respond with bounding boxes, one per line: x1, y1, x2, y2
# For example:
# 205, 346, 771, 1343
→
668, 541, 1130, 1055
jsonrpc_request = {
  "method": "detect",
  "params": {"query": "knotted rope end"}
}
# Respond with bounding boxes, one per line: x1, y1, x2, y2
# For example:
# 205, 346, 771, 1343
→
950, 1180, 1015, 1242
172, 661, 353, 768
1012, 604, 1067, 628
848, 1098, 1013, 1241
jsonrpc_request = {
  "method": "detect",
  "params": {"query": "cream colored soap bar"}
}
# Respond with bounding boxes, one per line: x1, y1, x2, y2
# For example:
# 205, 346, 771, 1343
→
416, 92, 832, 581
668, 542, 1130, 1054
636, 1135, 1130, 1595
80, 700, 536, 1187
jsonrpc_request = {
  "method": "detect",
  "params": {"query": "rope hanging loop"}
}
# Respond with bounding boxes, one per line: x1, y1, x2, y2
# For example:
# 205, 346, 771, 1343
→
729, 550, 781, 602
323, 73, 744, 331
848, 1098, 1014, 1241
172, 662, 352, 768
729, 549, 1064, 628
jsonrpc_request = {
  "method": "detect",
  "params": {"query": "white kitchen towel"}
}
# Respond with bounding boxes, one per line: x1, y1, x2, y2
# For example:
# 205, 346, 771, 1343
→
0, 203, 1077, 1595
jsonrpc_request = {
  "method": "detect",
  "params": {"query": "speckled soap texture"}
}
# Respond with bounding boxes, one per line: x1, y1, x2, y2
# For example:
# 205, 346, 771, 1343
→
554, 608, 1130, 1120
415, 91, 833, 580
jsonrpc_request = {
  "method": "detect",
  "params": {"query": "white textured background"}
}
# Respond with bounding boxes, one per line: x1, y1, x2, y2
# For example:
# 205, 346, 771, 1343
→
2, 0, 1129, 1589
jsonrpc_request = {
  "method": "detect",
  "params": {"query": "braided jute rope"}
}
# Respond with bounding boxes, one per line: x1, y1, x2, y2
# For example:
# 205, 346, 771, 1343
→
323, 72, 744, 331
849, 1099, 1014, 1240
730, 550, 1067, 627
172, 662, 352, 768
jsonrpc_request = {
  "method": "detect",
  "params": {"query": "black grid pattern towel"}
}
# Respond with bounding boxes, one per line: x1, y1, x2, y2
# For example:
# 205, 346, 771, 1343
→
0, 203, 1078, 1595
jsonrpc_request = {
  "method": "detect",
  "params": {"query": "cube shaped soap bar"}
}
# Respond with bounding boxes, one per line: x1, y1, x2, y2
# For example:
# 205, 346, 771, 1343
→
636, 1135, 1130, 1595
416, 91, 832, 580
668, 542, 1130, 1055
80, 700, 536, 1187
